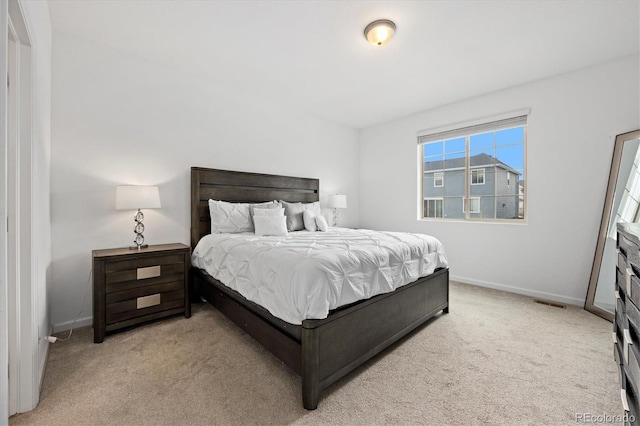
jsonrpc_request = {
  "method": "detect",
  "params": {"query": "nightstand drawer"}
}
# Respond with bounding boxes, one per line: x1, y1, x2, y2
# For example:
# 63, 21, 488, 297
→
105, 280, 183, 304
105, 253, 184, 273
106, 289, 184, 324
105, 264, 185, 293
105, 255, 185, 288
93, 243, 191, 343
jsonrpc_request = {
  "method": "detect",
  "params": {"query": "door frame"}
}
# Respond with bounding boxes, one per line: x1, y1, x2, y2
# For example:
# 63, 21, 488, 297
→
4, 0, 36, 418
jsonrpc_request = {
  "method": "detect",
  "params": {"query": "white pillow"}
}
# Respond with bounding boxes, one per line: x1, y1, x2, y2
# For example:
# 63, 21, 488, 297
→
249, 201, 280, 217
209, 200, 253, 233
253, 207, 285, 217
316, 215, 329, 232
254, 215, 288, 237
305, 201, 322, 216
303, 209, 317, 232
280, 200, 322, 231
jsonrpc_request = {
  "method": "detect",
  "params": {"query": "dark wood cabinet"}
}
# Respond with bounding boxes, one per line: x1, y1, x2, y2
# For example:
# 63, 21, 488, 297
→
615, 223, 640, 423
93, 243, 191, 343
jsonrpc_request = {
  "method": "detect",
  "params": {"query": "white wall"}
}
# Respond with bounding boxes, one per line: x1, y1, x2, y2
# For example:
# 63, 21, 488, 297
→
50, 33, 359, 331
359, 56, 640, 305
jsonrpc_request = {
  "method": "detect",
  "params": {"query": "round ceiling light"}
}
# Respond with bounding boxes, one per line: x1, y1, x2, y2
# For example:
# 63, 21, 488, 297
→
364, 19, 396, 46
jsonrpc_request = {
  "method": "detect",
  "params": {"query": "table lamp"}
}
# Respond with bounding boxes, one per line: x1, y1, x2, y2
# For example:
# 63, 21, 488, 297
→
327, 194, 347, 227
116, 185, 161, 249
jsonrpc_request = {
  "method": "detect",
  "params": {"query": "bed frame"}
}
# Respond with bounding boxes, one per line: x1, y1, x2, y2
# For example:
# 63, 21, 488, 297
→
190, 167, 449, 409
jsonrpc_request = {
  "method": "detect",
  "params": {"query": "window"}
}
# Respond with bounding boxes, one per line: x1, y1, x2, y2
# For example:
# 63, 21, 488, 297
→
418, 112, 527, 221
424, 198, 443, 218
463, 197, 480, 213
434, 172, 444, 187
471, 169, 485, 185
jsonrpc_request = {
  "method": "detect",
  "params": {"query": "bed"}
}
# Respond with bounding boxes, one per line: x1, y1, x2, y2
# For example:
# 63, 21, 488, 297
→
190, 167, 449, 409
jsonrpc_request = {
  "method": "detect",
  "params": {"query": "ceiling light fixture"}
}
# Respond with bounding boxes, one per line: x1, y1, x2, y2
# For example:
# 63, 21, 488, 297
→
364, 19, 396, 46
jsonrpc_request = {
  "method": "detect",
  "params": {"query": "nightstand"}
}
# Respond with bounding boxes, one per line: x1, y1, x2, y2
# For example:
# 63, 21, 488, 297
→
92, 243, 191, 343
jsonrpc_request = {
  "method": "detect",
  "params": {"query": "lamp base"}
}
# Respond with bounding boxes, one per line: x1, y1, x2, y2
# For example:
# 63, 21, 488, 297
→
132, 209, 147, 250
129, 244, 148, 250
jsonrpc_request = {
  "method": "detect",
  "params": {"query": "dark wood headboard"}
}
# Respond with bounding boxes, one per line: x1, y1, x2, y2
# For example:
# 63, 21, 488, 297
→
190, 167, 320, 248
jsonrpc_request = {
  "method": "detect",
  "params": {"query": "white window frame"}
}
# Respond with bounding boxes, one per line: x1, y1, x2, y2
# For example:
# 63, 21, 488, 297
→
463, 197, 480, 213
434, 172, 444, 187
471, 168, 485, 185
417, 110, 528, 223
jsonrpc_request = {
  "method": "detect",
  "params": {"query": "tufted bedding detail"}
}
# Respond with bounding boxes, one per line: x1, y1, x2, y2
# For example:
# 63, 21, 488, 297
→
191, 227, 449, 325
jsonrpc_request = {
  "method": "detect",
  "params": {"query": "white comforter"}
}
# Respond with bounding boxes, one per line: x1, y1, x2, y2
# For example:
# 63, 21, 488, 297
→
191, 228, 448, 325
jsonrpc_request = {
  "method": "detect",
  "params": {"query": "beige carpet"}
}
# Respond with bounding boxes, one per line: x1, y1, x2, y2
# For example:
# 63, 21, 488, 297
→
10, 282, 620, 425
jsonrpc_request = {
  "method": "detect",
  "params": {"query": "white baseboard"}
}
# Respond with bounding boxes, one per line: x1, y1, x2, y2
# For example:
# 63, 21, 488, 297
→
52, 316, 92, 334
450, 274, 585, 307
38, 325, 51, 391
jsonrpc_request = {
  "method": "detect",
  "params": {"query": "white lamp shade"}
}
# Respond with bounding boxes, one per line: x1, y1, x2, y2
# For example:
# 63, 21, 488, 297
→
115, 185, 161, 210
327, 194, 347, 209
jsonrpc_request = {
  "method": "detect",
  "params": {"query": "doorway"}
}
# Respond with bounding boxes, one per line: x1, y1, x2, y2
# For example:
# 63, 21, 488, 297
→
5, 0, 34, 417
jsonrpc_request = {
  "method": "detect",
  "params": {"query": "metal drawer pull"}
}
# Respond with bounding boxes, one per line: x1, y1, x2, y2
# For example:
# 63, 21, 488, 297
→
622, 389, 629, 411
624, 328, 633, 363
137, 265, 161, 280
137, 294, 161, 309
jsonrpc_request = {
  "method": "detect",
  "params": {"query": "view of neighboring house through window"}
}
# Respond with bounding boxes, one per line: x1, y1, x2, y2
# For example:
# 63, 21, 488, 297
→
463, 197, 480, 213
418, 114, 527, 221
471, 169, 485, 185
434, 172, 444, 187
425, 198, 443, 218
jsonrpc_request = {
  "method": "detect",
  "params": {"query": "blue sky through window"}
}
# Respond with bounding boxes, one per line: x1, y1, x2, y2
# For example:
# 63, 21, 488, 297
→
424, 126, 524, 176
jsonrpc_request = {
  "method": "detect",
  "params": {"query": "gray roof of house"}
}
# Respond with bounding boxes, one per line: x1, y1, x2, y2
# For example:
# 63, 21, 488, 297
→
424, 153, 521, 175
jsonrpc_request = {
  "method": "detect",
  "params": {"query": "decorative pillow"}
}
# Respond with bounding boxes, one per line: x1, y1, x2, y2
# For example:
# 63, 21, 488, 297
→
280, 200, 323, 231
316, 214, 329, 232
253, 207, 285, 217
280, 201, 305, 231
305, 201, 322, 216
249, 201, 281, 218
209, 200, 253, 233
254, 215, 288, 237
303, 209, 317, 232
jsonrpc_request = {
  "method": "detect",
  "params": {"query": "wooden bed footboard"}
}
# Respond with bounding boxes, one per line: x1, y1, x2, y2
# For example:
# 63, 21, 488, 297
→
300, 268, 449, 409
192, 266, 449, 410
